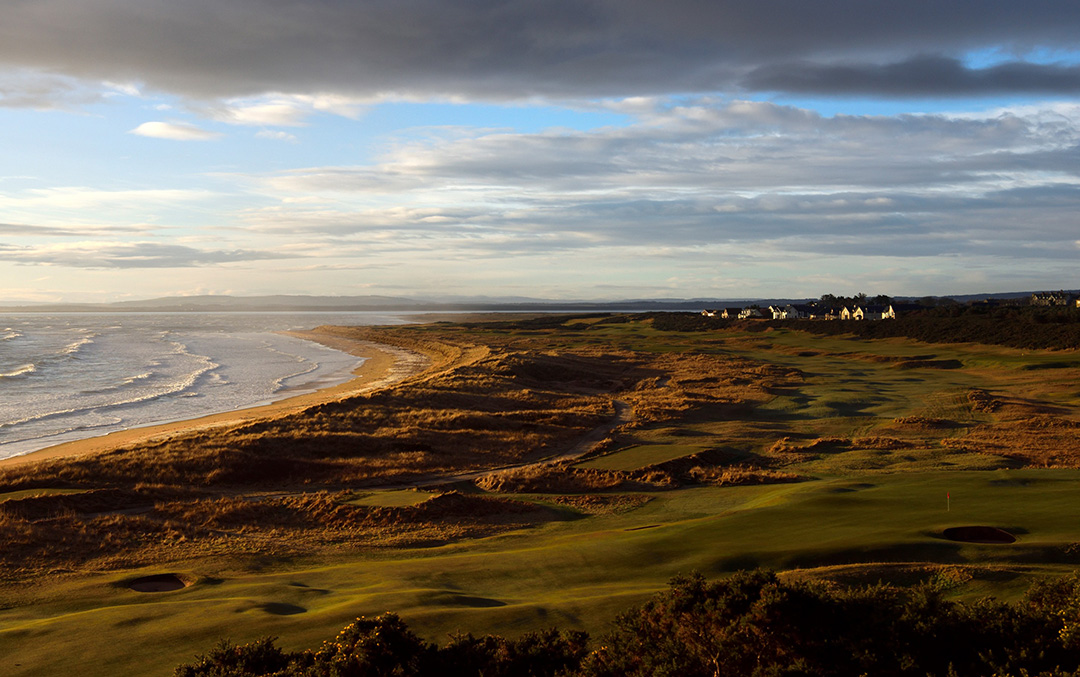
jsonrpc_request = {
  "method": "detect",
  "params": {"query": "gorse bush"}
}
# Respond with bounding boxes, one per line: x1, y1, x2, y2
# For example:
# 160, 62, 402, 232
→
175, 613, 588, 677
176, 570, 1080, 677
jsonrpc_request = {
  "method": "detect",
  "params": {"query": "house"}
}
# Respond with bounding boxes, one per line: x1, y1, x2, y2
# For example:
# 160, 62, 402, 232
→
771, 303, 814, 320
721, 308, 743, 319
701, 309, 719, 317
884, 303, 924, 319
853, 304, 888, 320
1031, 291, 1072, 306
738, 307, 765, 319
839, 306, 854, 320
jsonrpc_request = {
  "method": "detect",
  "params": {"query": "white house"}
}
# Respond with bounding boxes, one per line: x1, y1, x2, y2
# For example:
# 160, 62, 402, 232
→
771, 304, 814, 320
853, 304, 888, 320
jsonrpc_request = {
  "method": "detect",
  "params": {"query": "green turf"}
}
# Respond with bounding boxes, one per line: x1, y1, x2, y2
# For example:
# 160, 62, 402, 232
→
6, 469, 1080, 676
345, 490, 436, 507
575, 443, 705, 471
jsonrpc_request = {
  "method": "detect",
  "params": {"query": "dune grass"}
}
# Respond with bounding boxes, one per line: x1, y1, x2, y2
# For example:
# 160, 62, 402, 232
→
0, 487, 86, 502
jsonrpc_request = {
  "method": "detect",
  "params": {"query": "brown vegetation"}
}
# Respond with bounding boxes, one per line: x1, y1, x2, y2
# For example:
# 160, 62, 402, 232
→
969, 388, 1003, 413
891, 416, 956, 429
943, 415, 1080, 467
0, 490, 566, 576
0, 322, 805, 580
3, 314, 1080, 584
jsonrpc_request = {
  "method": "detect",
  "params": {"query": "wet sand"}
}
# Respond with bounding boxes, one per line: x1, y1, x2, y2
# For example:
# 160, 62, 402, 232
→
0, 330, 427, 468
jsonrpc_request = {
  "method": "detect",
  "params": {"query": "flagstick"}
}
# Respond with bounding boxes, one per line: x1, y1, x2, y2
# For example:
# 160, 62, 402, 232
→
947, 491, 950, 512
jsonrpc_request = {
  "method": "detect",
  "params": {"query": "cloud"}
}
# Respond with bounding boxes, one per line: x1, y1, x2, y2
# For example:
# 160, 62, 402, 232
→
745, 55, 1080, 96
0, 186, 215, 210
256, 130, 298, 143
205, 94, 368, 126
229, 99, 1080, 265
0, 222, 78, 237
0, 221, 152, 237
129, 121, 221, 140
1, 1, 1079, 101
0, 69, 105, 109
0, 241, 285, 268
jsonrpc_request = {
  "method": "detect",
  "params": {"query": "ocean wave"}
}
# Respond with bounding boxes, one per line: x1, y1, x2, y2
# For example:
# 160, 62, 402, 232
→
263, 341, 321, 392
273, 361, 320, 392
78, 370, 158, 396
0, 363, 37, 379
1, 329, 22, 341
61, 334, 97, 357
0, 413, 124, 446
2, 343, 220, 429
1, 315, 371, 454
0, 362, 215, 428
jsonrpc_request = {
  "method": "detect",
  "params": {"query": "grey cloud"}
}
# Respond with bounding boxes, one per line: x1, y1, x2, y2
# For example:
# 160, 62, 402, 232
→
0, 222, 78, 236
745, 56, 1080, 96
0, 71, 105, 109
0, 222, 153, 237
0, 242, 287, 268
2, 1, 1080, 100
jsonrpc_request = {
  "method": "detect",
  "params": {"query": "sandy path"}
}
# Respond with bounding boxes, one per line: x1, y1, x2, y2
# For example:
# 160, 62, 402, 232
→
0, 330, 428, 468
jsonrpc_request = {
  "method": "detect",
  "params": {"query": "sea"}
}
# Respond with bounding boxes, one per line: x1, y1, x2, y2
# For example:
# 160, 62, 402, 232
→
0, 312, 412, 460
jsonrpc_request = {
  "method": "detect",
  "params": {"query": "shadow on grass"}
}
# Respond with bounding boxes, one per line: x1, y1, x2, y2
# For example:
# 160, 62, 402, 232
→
260, 602, 307, 616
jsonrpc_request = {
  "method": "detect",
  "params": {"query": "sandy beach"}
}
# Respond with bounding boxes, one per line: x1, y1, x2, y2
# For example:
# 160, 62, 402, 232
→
0, 329, 427, 468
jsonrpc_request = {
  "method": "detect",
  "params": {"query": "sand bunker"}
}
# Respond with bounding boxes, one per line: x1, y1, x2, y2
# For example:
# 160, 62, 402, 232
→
943, 526, 1016, 544
127, 573, 191, 592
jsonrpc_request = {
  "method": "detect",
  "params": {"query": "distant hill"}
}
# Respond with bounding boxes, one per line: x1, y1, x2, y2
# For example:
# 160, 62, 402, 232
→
1, 290, 1072, 313
0, 294, 797, 313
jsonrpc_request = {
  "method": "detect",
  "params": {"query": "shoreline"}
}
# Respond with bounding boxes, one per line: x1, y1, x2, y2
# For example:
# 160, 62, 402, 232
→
0, 329, 426, 468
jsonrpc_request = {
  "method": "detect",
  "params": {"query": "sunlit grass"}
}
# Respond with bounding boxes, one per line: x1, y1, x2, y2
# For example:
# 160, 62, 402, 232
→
575, 444, 706, 471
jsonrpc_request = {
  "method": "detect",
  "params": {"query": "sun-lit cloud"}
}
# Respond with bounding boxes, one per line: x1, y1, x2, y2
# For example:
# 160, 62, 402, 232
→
255, 130, 298, 143
129, 121, 221, 141
0, 186, 215, 210
205, 94, 369, 127
228, 99, 1080, 270
0, 241, 286, 269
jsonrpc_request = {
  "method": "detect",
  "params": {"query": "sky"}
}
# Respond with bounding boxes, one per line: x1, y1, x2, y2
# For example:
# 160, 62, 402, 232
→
2, 1, 1080, 303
